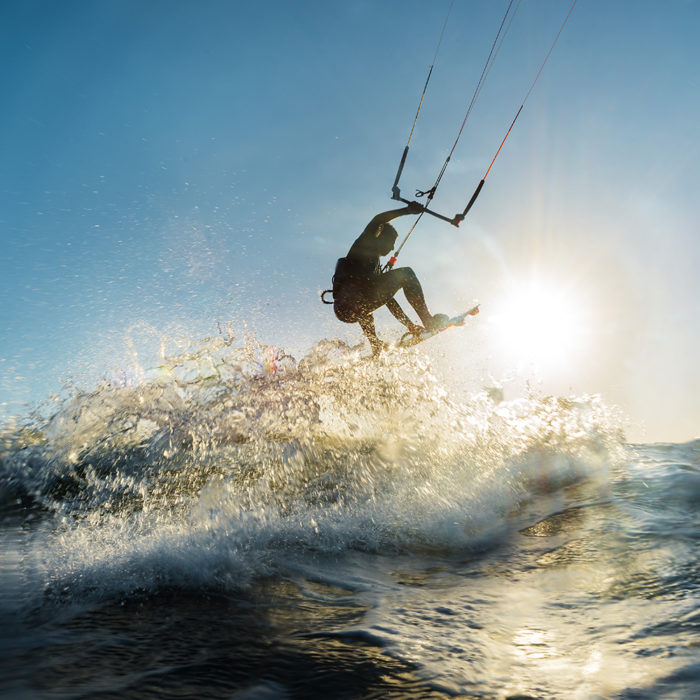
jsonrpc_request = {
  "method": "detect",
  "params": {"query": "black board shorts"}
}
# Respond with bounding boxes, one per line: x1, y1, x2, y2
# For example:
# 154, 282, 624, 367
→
334, 267, 415, 323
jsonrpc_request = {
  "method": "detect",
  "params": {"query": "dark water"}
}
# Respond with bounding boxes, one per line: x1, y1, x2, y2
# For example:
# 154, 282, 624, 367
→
1, 338, 698, 698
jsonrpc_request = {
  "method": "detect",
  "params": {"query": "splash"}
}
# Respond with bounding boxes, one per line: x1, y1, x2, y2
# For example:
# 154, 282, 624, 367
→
0, 329, 624, 601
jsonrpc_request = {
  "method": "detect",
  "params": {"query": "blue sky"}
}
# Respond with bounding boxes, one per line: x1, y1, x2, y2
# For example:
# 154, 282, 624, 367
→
1, 0, 698, 442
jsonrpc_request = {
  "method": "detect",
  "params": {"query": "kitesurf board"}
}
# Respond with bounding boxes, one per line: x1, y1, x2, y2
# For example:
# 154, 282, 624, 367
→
397, 304, 480, 348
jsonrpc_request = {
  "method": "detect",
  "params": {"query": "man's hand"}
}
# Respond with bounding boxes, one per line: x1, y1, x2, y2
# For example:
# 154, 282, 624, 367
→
407, 200, 424, 215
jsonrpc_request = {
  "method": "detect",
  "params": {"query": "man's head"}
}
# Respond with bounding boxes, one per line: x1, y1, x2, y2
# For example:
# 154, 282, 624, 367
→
375, 223, 398, 256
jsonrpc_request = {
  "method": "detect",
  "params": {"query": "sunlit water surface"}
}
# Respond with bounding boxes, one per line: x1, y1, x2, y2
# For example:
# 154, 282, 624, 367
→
1, 335, 698, 698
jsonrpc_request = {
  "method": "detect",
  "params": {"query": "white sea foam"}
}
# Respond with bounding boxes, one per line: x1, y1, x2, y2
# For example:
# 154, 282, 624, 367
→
0, 331, 625, 605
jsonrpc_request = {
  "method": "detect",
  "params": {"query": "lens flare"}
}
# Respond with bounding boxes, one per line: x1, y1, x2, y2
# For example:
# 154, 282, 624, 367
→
489, 278, 589, 375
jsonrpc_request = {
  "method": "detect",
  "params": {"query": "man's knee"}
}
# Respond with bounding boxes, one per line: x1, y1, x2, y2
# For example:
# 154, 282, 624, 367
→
394, 267, 418, 285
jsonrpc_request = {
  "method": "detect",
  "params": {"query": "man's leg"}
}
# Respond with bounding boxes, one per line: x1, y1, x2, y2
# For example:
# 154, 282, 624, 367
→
358, 314, 385, 356
373, 268, 441, 329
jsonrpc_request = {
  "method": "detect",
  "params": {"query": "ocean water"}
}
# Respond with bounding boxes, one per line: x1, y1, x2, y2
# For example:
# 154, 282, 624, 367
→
1, 335, 698, 699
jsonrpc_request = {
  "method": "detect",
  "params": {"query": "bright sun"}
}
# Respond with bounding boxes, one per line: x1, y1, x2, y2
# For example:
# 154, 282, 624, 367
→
489, 278, 589, 375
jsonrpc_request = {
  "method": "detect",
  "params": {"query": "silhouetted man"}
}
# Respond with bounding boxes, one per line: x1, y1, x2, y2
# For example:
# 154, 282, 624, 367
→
332, 202, 447, 355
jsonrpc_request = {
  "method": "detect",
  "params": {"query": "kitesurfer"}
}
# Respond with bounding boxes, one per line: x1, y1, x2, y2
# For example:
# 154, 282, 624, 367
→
332, 201, 448, 355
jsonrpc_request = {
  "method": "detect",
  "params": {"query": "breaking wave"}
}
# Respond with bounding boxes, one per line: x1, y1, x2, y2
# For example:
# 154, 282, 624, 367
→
0, 329, 625, 603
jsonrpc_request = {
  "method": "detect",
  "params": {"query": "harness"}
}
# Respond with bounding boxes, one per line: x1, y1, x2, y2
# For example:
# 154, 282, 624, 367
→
320, 257, 352, 305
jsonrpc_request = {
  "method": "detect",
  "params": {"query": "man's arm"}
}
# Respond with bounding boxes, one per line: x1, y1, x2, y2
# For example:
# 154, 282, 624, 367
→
386, 299, 422, 334
362, 201, 424, 235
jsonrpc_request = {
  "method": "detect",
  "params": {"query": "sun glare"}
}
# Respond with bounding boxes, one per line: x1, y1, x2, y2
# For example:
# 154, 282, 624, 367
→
489, 278, 589, 375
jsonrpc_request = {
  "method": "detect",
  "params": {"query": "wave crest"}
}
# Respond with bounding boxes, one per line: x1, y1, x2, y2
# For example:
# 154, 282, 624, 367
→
0, 331, 625, 598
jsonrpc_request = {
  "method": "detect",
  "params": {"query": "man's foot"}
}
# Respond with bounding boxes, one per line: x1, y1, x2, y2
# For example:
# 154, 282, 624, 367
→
406, 322, 423, 337
370, 339, 388, 357
425, 313, 449, 332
